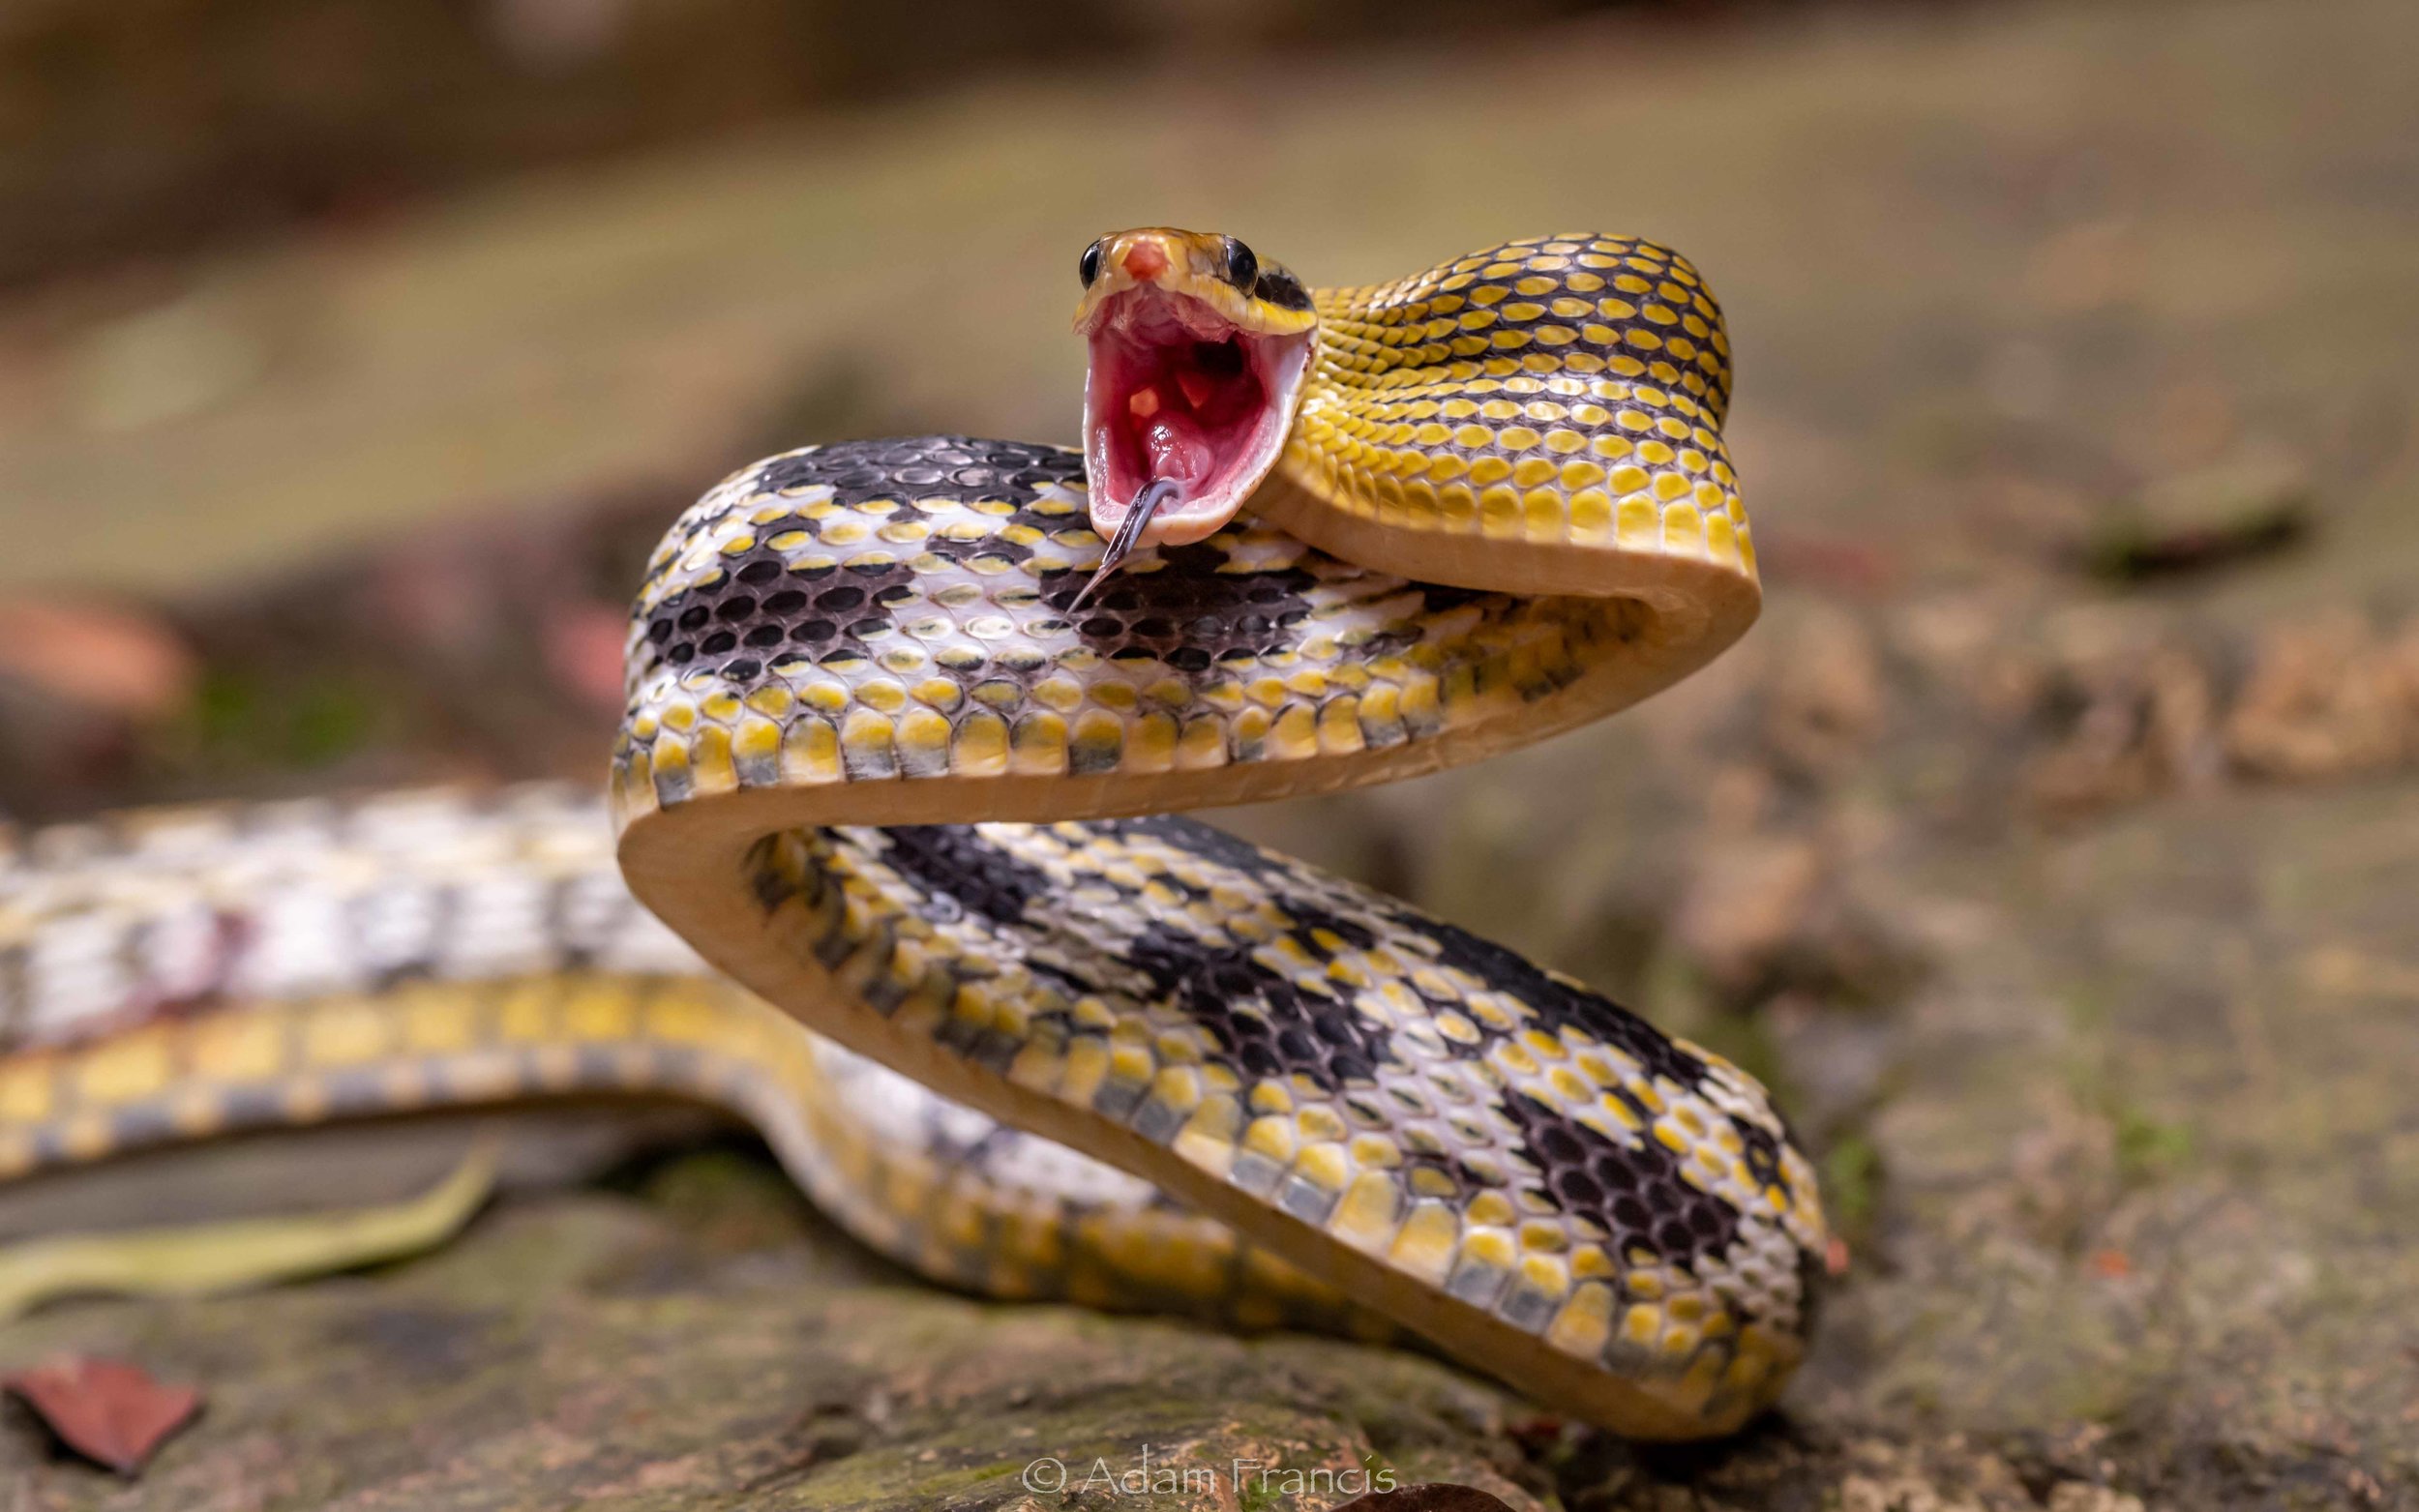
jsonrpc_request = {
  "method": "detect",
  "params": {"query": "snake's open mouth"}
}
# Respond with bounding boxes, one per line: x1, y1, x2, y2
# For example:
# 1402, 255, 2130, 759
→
1082, 284, 1314, 550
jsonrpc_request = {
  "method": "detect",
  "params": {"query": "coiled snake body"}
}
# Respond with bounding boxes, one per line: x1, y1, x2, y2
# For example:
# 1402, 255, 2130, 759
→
0, 232, 1823, 1438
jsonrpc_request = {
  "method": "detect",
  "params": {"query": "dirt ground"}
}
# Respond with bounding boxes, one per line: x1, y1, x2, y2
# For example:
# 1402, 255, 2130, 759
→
2, 0, 2415, 1506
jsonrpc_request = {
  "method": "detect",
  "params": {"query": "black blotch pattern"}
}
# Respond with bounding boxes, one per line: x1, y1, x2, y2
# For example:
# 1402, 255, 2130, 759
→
1407, 915, 1713, 1094
647, 556, 917, 687
640, 437, 1081, 685
753, 435, 1079, 507
1277, 903, 1376, 952
1034, 551, 1319, 666
748, 838, 795, 912
693, 598, 875, 683
641, 434, 1350, 687
642, 433, 1524, 702
1103, 813, 1735, 1130
1102, 813, 1297, 883
1120, 921, 1397, 1089
875, 825, 1056, 924
1497, 1084, 1744, 1280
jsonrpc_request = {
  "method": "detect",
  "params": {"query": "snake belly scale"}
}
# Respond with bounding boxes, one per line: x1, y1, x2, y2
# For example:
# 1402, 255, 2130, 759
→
3, 234, 1824, 1439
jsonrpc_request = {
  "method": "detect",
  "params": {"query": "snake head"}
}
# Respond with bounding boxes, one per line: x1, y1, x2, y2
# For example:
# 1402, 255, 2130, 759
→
1074, 228, 1318, 564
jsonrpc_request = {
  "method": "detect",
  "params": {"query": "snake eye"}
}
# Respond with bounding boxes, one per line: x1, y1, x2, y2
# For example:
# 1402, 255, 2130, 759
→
1218, 236, 1258, 293
1079, 240, 1104, 288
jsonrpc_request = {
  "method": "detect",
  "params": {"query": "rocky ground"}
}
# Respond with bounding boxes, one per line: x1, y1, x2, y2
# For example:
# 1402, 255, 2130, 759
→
3, 0, 2416, 1506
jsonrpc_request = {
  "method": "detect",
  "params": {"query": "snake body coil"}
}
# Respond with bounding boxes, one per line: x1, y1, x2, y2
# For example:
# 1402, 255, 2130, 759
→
2, 234, 1823, 1439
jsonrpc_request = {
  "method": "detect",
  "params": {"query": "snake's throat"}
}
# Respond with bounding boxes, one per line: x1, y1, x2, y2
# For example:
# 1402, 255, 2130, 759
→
1082, 285, 1313, 551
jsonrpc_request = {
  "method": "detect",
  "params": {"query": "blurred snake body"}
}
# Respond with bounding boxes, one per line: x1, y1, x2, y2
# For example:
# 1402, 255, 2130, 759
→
0, 233, 1823, 1438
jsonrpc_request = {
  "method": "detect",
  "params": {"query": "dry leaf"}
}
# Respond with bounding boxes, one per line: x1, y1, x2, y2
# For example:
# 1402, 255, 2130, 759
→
1334, 1484, 1519, 1512
4, 1354, 202, 1474
0, 600, 196, 721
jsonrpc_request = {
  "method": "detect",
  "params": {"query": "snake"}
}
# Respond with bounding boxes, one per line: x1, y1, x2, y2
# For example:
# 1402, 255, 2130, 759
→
0, 230, 1824, 1440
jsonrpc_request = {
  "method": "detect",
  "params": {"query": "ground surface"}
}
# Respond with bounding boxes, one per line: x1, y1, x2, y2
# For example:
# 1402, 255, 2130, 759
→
3, 0, 2416, 1507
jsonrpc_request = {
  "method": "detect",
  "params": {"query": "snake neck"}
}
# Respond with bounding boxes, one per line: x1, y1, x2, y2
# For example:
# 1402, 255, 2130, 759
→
1249, 235, 1751, 609
1303, 237, 1730, 411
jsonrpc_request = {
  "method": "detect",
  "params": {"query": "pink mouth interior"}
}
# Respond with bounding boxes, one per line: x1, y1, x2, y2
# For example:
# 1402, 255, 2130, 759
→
1084, 287, 1308, 545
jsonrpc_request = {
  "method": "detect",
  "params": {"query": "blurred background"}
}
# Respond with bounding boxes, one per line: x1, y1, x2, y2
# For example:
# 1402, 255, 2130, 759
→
2, 0, 2415, 1504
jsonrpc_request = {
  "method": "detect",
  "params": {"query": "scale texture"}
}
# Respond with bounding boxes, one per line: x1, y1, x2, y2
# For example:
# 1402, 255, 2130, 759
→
0, 788, 1365, 1334
612, 237, 1820, 1437
1291, 234, 1745, 557
3, 236, 1824, 1438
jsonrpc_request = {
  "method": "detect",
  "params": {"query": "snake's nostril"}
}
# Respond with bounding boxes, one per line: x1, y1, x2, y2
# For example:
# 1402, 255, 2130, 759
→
1120, 240, 1168, 280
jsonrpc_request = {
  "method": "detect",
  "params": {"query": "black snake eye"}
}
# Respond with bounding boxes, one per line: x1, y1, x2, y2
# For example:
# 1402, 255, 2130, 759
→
1079, 240, 1104, 288
1218, 236, 1258, 293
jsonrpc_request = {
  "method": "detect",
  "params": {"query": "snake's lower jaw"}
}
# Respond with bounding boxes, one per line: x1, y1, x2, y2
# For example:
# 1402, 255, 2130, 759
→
1082, 286, 1315, 552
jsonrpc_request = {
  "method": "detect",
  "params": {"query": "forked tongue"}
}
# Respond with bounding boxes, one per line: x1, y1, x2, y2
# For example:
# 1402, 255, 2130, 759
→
1068, 477, 1183, 612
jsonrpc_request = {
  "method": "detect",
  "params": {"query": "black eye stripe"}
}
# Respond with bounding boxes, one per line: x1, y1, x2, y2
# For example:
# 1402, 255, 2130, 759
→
1254, 265, 1312, 312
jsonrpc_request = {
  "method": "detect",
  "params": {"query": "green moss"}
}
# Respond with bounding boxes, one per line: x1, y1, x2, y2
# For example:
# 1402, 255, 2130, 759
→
2111, 1106, 2194, 1186
174, 666, 388, 771
1821, 1132, 1883, 1235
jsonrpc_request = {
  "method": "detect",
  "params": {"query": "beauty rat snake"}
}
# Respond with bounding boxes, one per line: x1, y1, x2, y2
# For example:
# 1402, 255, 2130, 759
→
0, 230, 1823, 1439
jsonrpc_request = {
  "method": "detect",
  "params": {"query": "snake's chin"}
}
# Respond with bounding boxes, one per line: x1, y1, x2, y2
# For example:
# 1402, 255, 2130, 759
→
1082, 284, 1313, 549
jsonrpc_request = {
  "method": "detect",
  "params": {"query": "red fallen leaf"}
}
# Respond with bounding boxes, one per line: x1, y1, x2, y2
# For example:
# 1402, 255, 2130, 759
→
3, 1355, 202, 1475
1505, 1412, 1566, 1443
542, 601, 637, 713
2090, 1248, 2134, 1279
0, 599, 197, 722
